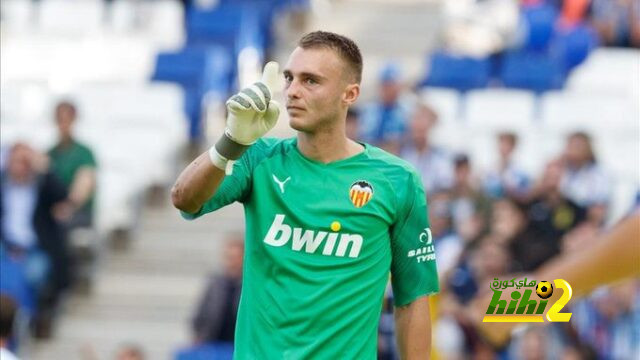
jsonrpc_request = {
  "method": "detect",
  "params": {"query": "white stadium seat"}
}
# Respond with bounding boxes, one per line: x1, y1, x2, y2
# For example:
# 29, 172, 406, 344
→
540, 90, 638, 137
420, 87, 461, 124
567, 48, 640, 103
0, 0, 34, 33
38, 0, 105, 35
465, 89, 537, 130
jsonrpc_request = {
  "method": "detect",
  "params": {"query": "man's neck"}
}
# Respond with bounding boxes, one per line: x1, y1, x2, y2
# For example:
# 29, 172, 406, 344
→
297, 127, 363, 164
0, 338, 8, 348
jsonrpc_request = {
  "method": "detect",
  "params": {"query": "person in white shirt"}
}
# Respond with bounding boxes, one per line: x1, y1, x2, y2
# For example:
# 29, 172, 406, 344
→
0, 294, 20, 360
559, 131, 610, 224
483, 132, 530, 199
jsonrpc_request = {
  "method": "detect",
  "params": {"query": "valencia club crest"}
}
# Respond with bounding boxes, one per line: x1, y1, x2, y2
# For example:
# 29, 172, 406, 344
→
349, 180, 373, 208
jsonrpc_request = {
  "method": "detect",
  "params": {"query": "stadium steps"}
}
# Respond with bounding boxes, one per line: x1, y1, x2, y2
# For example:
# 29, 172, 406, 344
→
26, 200, 245, 360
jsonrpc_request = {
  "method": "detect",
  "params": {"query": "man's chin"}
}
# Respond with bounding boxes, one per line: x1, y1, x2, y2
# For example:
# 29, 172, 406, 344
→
289, 116, 309, 132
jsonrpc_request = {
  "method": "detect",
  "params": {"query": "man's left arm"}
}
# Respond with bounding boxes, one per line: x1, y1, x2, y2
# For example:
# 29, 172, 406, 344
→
394, 295, 432, 360
389, 170, 439, 359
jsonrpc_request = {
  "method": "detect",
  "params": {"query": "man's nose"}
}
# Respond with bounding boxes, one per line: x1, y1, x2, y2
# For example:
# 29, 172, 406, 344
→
286, 79, 302, 99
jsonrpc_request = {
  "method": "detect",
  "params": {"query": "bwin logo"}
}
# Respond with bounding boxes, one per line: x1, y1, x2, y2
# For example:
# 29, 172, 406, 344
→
264, 214, 363, 258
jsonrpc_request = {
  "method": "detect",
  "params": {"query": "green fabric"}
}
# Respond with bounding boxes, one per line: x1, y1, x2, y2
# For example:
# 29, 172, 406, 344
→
182, 138, 439, 359
48, 140, 97, 212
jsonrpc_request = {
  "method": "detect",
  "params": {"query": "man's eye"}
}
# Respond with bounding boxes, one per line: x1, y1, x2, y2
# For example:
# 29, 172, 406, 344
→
284, 75, 292, 82
305, 78, 317, 85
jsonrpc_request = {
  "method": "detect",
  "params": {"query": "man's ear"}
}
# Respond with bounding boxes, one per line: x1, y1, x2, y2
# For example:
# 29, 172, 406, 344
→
342, 83, 360, 106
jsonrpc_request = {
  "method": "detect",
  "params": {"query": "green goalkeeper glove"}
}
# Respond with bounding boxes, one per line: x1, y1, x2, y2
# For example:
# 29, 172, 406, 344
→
209, 61, 280, 170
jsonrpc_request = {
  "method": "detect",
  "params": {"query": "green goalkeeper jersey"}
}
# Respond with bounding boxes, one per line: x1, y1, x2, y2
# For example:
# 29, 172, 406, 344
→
182, 138, 439, 359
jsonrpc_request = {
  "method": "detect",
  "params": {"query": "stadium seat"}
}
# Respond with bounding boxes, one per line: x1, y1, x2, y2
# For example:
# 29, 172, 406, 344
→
38, 0, 105, 35
521, 3, 558, 51
420, 87, 461, 124
566, 48, 640, 102
186, 5, 244, 49
420, 52, 491, 92
174, 343, 234, 360
152, 46, 232, 139
551, 24, 598, 71
465, 89, 536, 129
540, 90, 638, 136
0, 0, 34, 33
500, 49, 567, 92
74, 83, 188, 186
146, 0, 185, 50
108, 0, 137, 33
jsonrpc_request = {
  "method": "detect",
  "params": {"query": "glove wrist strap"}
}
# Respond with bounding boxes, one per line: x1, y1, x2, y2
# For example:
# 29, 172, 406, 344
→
208, 146, 229, 171
215, 131, 251, 160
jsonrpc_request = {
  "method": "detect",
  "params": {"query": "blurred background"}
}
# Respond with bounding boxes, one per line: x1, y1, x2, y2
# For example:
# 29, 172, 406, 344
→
0, 0, 638, 359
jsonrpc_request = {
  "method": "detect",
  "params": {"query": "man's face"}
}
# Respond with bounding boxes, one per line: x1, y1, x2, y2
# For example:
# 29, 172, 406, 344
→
409, 106, 436, 145
283, 47, 356, 132
8, 144, 33, 183
55, 105, 75, 139
380, 81, 401, 105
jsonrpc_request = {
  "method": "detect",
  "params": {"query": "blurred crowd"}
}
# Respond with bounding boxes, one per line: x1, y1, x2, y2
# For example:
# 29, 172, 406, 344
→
357, 64, 639, 359
0, 101, 98, 348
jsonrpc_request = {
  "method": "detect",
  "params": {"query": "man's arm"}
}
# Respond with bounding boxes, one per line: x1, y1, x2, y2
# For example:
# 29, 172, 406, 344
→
172, 62, 280, 215
394, 295, 432, 360
171, 152, 226, 214
536, 213, 640, 297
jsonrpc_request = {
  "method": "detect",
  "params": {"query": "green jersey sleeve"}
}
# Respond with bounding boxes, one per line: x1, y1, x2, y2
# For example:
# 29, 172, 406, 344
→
389, 170, 440, 306
181, 138, 275, 220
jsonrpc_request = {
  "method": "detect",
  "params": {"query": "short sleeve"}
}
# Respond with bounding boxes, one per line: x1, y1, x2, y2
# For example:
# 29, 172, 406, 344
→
82, 148, 97, 168
390, 171, 440, 306
180, 139, 272, 220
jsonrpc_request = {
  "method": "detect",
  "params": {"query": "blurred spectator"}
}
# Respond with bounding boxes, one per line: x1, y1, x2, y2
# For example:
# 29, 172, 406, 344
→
559, 131, 609, 224
510, 159, 588, 271
429, 191, 463, 280
115, 343, 145, 360
48, 101, 97, 229
191, 235, 243, 344
483, 132, 530, 199
571, 280, 640, 359
590, 0, 640, 48
0, 143, 71, 338
450, 154, 492, 233
359, 63, 413, 155
559, 0, 591, 27
0, 294, 19, 360
345, 107, 360, 141
442, 0, 521, 57
448, 235, 511, 305
400, 103, 454, 196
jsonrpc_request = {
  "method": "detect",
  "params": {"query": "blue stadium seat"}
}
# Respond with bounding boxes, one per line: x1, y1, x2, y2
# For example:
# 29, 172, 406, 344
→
420, 52, 491, 92
522, 3, 558, 51
500, 50, 567, 93
551, 24, 599, 71
187, 3, 272, 52
174, 343, 234, 360
186, 5, 243, 49
151, 46, 232, 140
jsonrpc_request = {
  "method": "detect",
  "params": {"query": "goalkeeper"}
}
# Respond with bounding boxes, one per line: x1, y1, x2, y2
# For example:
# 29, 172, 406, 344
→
171, 31, 439, 359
